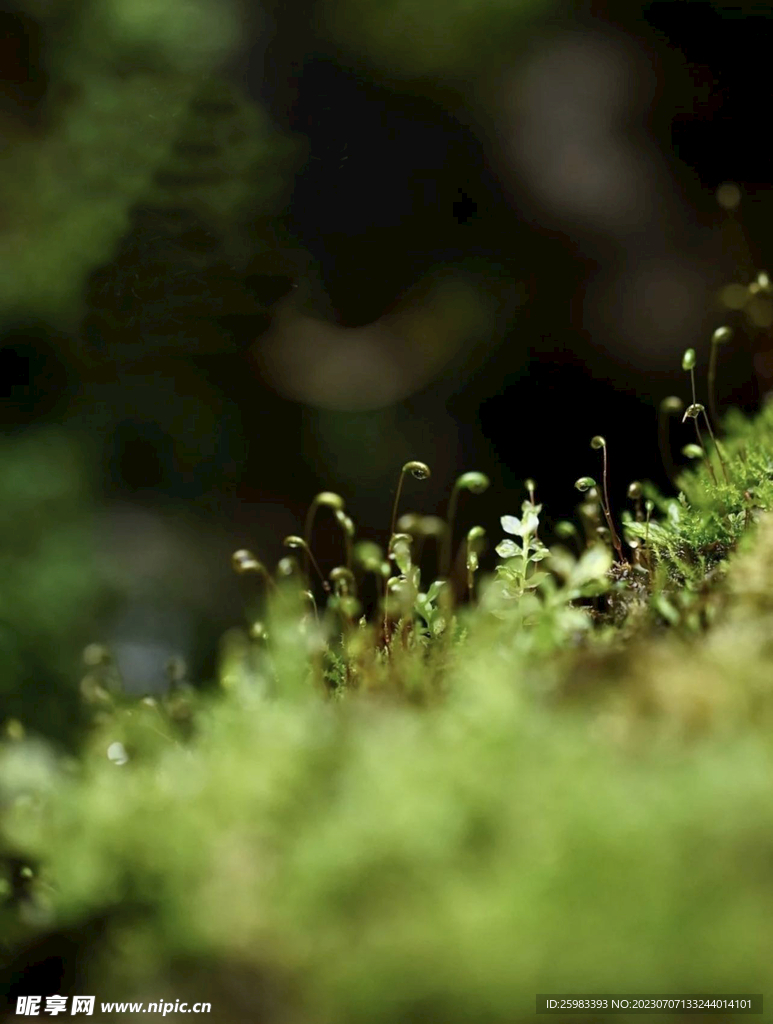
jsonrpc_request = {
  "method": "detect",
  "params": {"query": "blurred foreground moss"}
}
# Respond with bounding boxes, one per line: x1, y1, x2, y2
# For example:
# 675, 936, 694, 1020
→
4, 397, 773, 1021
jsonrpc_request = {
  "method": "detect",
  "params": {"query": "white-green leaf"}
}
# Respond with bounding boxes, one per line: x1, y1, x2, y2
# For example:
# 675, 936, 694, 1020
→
496, 539, 520, 558
501, 515, 522, 536
521, 511, 540, 535
569, 544, 612, 589
523, 571, 549, 590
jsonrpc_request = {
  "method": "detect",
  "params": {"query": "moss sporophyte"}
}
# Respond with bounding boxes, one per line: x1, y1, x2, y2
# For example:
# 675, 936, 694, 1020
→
219, 305, 773, 674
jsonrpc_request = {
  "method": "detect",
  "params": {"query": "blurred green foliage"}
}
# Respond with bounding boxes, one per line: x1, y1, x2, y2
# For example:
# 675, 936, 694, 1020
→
324, 0, 559, 82
0, 430, 102, 751
0, 0, 304, 332
0, 0, 310, 749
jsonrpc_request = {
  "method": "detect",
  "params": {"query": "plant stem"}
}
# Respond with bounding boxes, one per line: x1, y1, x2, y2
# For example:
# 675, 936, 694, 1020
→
441, 481, 461, 579
694, 419, 718, 485
644, 505, 653, 574
518, 530, 529, 593
701, 410, 730, 484
658, 405, 680, 488
708, 342, 720, 426
306, 547, 330, 593
389, 470, 407, 545
383, 469, 409, 641
599, 446, 624, 562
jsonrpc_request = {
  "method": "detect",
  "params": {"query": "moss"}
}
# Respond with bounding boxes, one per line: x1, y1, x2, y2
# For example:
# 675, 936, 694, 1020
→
3, 379, 773, 1021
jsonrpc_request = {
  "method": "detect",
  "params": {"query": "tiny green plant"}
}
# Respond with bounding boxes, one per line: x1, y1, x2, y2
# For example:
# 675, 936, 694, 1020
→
335, 509, 355, 570
328, 566, 360, 629
398, 513, 447, 572
385, 462, 431, 636
389, 462, 431, 543
465, 525, 486, 600
589, 435, 624, 562
681, 347, 729, 485
494, 499, 550, 598
303, 491, 346, 578
627, 481, 643, 521
659, 395, 684, 487
440, 471, 491, 579
708, 325, 733, 425
283, 535, 331, 592
231, 548, 276, 630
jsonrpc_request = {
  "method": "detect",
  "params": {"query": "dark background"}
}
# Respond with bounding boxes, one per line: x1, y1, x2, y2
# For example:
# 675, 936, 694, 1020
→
2, 0, 772, 692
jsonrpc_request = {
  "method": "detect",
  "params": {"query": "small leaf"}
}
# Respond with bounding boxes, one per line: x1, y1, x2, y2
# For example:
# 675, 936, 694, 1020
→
500, 515, 522, 536
523, 571, 549, 590
426, 579, 447, 603
496, 556, 525, 577
496, 539, 520, 558
681, 348, 696, 371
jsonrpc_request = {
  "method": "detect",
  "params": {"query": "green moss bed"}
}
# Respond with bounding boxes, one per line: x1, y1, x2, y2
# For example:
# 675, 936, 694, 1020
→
4, 377, 773, 1023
